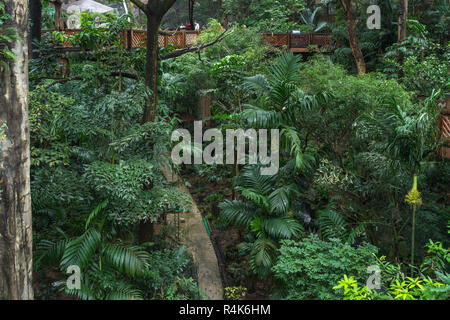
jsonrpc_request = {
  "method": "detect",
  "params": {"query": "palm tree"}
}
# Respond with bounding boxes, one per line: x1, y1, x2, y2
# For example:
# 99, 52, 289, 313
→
356, 89, 443, 271
219, 165, 303, 276
36, 200, 152, 299
241, 52, 327, 171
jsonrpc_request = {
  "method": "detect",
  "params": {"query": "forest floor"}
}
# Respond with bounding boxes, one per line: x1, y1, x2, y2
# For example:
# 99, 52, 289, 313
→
161, 167, 224, 300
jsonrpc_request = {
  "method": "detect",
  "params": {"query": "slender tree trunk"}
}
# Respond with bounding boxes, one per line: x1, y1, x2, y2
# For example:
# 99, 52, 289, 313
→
54, 0, 62, 30
340, 0, 366, 74
29, 0, 42, 58
0, 0, 33, 300
130, 0, 175, 244
188, 0, 195, 27
138, 15, 161, 242
411, 204, 416, 275
398, 0, 408, 42
143, 15, 161, 123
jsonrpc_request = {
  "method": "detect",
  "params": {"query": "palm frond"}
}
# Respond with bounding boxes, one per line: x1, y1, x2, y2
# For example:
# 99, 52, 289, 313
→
64, 283, 98, 300
235, 165, 277, 196
250, 238, 278, 275
318, 209, 348, 240
243, 74, 270, 94
241, 104, 282, 128
105, 287, 144, 300
259, 216, 303, 239
61, 228, 101, 270
85, 199, 109, 230
103, 243, 151, 277
236, 186, 269, 209
269, 52, 301, 86
36, 239, 71, 267
346, 222, 366, 244
268, 184, 298, 215
219, 200, 256, 228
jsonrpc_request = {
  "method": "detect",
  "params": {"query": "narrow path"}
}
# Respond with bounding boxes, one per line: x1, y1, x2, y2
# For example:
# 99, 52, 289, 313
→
161, 167, 223, 300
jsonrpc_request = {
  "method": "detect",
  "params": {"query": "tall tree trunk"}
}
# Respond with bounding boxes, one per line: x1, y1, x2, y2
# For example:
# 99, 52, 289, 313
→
139, 14, 159, 241
130, 0, 176, 244
140, 13, 161, 244
398, 0, 408, 42
29, 0, 42, 58
340, 0, 366, 74
130, 0, 176, 123
188, 0, 194, 27
54, 0, 62, 30
0, 0, 33, 300
143, 15, 162, 123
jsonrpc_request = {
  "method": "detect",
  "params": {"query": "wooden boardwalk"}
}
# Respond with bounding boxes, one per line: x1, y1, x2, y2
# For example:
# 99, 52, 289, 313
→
161, 166, 223, 300
41, 29, 334, 52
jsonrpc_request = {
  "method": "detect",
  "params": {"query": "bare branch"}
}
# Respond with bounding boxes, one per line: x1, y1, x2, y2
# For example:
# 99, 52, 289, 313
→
158, 27, 180, 36
160, 29, 234, 60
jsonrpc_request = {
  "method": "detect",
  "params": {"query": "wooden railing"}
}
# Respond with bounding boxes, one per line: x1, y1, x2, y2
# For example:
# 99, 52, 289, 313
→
126, 29, 201, 49
263, 32, 334, 52
41, 29, 201, 49
439, 97, 450, 159
41, 29, 333, 52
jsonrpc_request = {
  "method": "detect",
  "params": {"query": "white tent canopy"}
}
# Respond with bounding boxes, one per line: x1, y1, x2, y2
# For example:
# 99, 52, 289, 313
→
63, 0, 115, 14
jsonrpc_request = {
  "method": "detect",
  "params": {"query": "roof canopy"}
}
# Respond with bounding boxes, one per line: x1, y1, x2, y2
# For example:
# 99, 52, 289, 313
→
63, 0, 115, 14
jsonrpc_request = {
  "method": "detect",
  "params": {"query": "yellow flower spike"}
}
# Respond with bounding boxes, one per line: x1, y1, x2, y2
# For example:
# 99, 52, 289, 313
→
405, 175, 422, 206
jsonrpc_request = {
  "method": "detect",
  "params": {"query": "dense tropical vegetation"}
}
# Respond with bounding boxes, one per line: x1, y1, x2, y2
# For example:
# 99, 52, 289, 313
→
0, 0, 448, 301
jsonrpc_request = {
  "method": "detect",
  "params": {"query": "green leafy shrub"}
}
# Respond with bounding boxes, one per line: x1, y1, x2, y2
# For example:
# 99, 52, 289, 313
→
333, 274, 448, 300
138, 246, 200, 299
272, 234, 378, 299
333, 240, 450, 300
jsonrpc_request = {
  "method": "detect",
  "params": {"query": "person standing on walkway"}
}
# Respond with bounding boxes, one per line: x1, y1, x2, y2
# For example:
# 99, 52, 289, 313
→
194, 21, 200, 31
